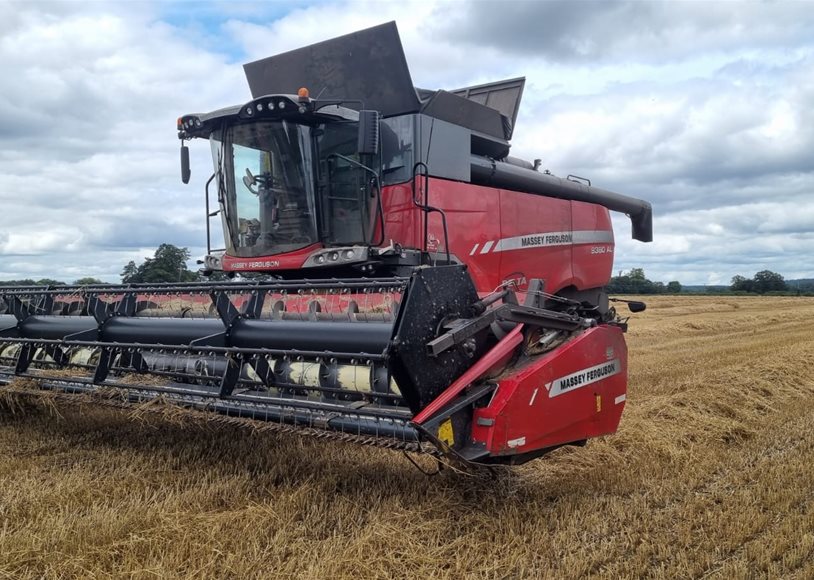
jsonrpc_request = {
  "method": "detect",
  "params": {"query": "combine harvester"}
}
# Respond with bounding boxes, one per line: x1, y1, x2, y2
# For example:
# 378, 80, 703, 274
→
0, 23, 651, 465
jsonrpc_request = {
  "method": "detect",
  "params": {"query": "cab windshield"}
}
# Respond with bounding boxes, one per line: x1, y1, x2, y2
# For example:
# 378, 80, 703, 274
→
210, 119, 374, 258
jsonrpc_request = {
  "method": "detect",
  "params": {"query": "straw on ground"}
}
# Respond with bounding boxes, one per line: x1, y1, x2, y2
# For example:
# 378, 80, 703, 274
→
1, 295, 813, 578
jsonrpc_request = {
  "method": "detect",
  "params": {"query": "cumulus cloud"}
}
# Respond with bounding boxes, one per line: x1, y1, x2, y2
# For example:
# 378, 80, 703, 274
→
0, 0, 240, 280
222, 1, 515, 89
512, 59, 814, 202
0, 0, 811, 285
487, 2, 814, 284
441, 0, 814, 64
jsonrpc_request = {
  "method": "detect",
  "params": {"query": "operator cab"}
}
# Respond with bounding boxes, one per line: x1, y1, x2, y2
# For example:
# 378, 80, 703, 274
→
178, 92, 382, 274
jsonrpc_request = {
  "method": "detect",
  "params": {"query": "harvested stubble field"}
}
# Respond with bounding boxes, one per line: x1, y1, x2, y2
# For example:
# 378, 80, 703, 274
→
1, 295, 814, 578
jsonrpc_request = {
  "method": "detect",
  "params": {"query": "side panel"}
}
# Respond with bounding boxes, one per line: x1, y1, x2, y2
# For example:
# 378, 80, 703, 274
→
426, 181, 504, 291
380, 179, 616, 294
381, 179, 505, 291
496, 189, 573, 293
380, 183, 422, 250
570, 201, 615, 290
219, 179, 616, 290
471, 325, 628, 456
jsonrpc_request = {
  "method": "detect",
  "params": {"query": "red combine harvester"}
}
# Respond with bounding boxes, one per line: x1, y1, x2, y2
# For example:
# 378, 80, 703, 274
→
0, 23, 651, 465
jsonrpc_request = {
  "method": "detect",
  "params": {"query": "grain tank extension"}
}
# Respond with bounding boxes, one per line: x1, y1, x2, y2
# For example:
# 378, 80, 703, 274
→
0, 23, 652, 465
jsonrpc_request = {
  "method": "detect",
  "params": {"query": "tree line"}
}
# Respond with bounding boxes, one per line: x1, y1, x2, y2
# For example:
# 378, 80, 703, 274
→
0, 245, 200, 287
606, 268, 682, 294
120, 244, 199, 284
607, 268, 811, 295
0, 246, 809, 295
729, 270, 788, 293
0, 277, 102, 287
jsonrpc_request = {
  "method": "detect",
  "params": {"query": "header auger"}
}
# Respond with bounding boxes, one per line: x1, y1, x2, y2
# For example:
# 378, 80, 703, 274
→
0, 22, 651, 466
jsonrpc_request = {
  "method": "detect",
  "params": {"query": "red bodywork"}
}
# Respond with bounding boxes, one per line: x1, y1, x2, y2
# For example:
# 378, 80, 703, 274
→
381, 178, 614, 294
215, 176, 628, 460
471, 326, 627, 458
221, 244, 319, 272
217, 177, 615, 296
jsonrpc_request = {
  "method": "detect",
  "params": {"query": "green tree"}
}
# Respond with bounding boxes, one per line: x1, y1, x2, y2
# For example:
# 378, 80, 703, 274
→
120, 244, 199, 284
0, 279, 37, 287
121, 261, 139, 284
730, 271, 787, 294
752, 270, 787, 293
666, 281, 682, 293
730, 275, 754, 293
74, 277, 103, 285
628, 268, 646, 282
35, 278, 66, 287
606, 268, 664, 294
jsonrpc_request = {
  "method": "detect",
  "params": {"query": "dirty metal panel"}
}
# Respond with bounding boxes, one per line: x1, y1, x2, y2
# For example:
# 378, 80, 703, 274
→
451, 77, 525, 139
243, 21, 421, 118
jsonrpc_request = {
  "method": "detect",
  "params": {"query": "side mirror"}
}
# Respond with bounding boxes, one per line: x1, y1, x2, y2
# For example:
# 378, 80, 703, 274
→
357, 110, 380, 156
627, 301, 647, 313
180, 144, 191, 184
242, 168, 256, 190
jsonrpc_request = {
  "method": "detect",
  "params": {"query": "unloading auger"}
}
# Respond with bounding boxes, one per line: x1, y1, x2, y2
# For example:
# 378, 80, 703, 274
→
0, 22, 651, 465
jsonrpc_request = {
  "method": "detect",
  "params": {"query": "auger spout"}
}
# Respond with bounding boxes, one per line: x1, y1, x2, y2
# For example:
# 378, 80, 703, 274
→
470, 156, 653, 242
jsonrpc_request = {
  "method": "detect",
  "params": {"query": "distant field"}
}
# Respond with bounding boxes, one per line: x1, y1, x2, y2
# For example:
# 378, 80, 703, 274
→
1, 295, 813, 578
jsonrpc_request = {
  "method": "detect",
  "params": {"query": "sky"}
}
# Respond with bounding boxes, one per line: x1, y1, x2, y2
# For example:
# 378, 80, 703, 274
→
0, 0, 812, 285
